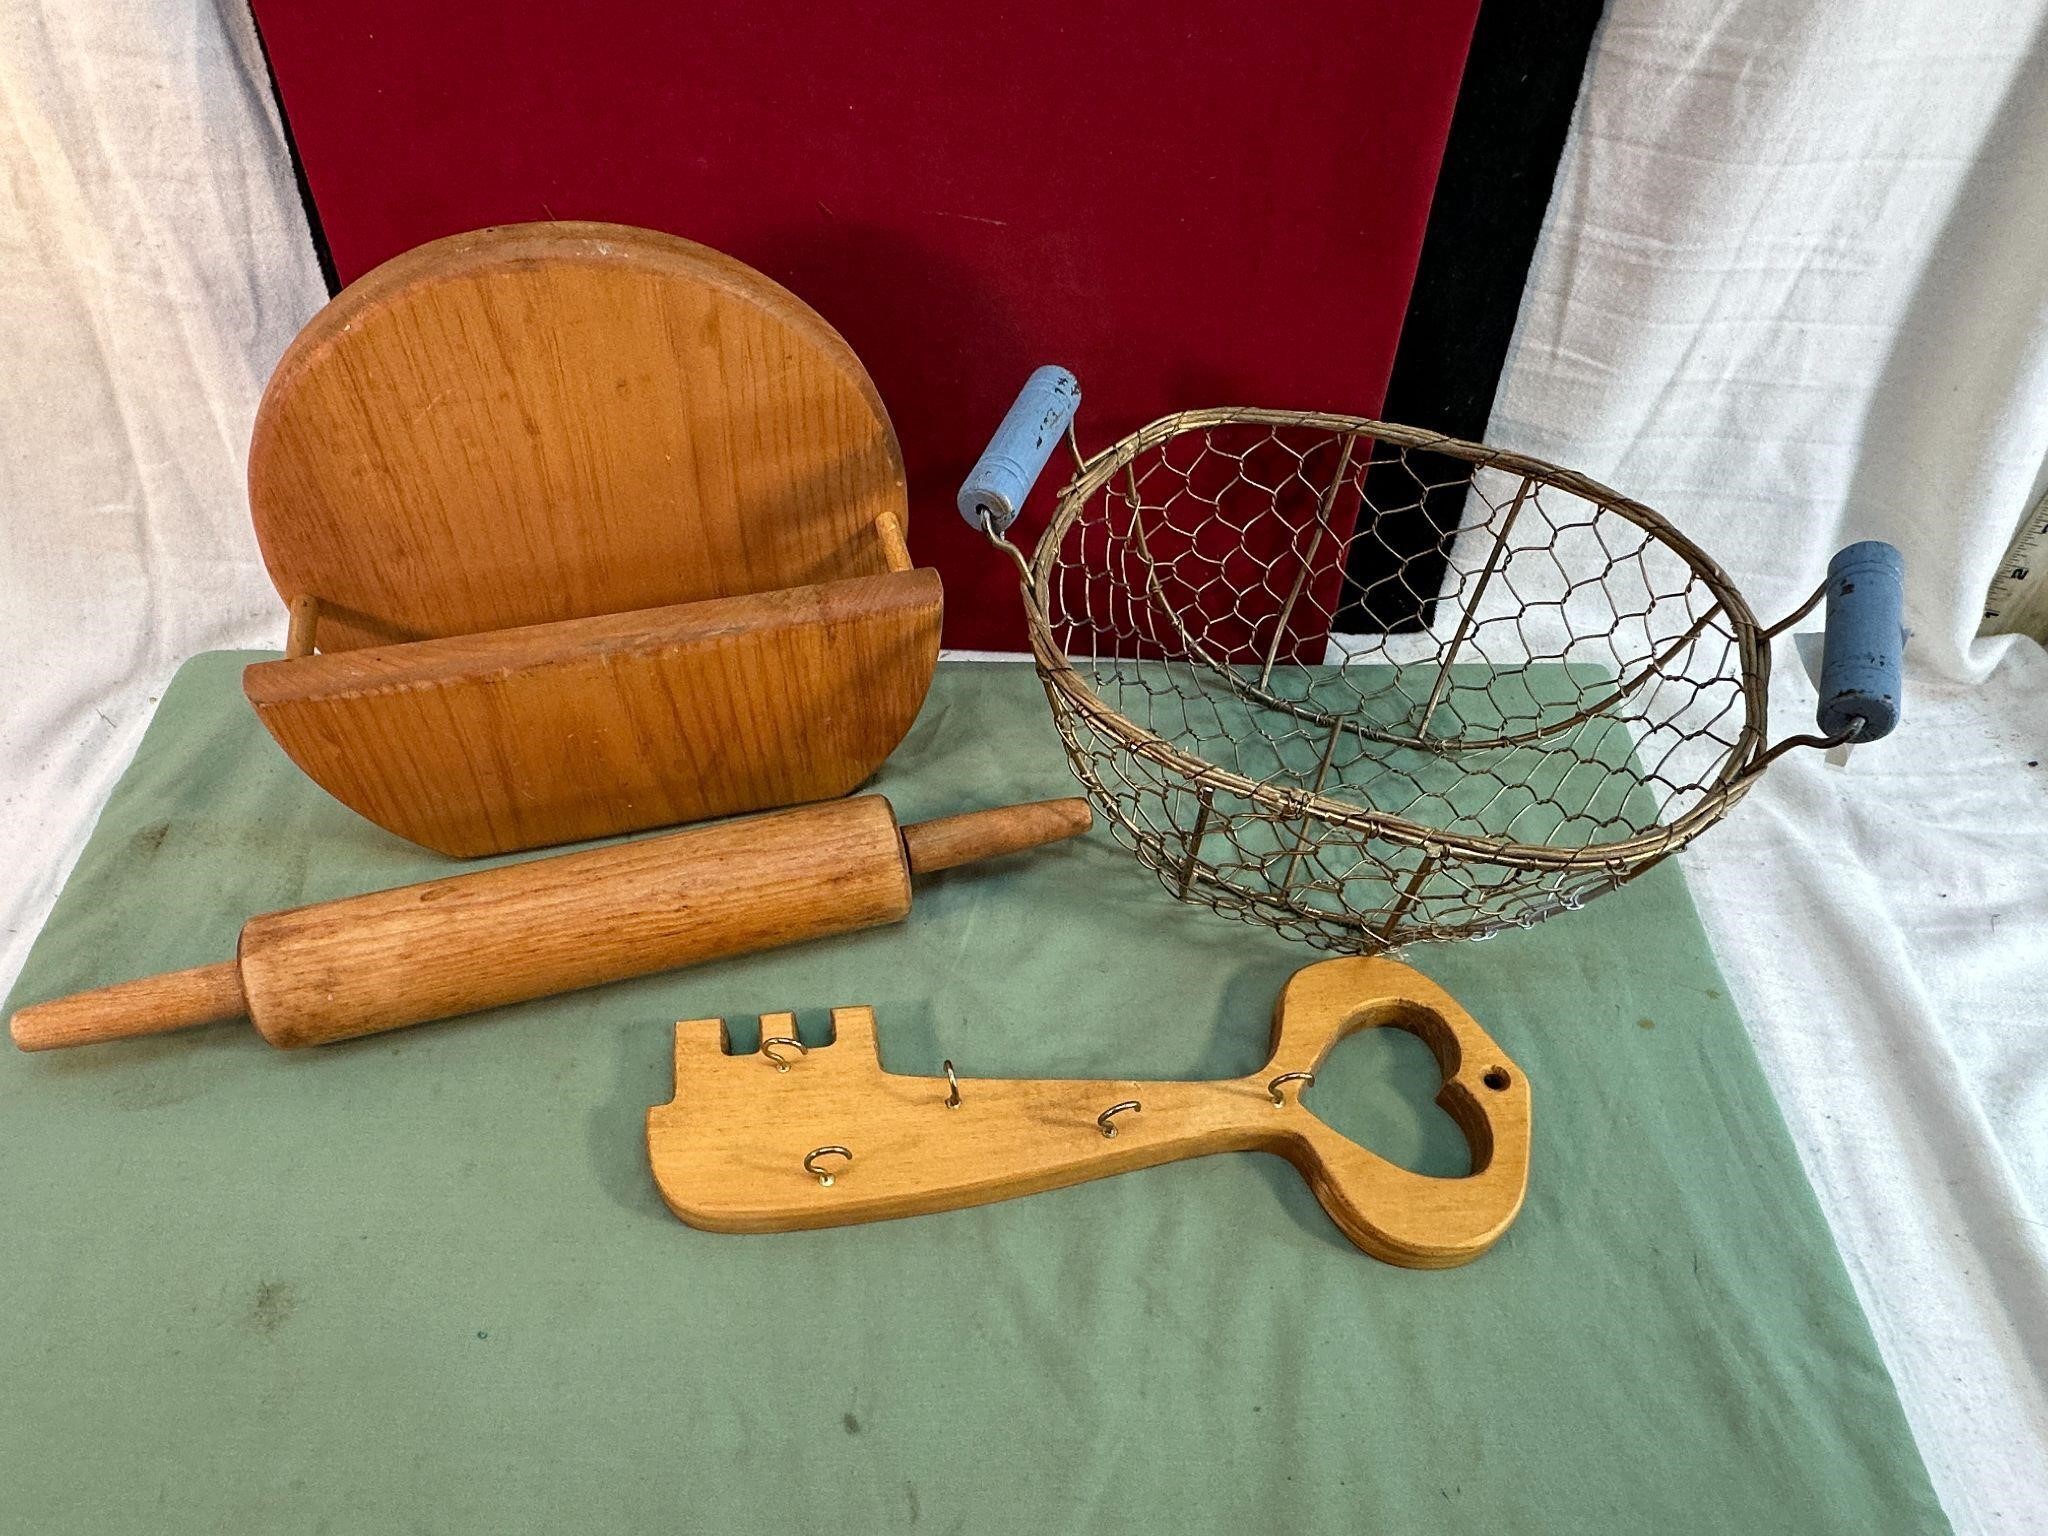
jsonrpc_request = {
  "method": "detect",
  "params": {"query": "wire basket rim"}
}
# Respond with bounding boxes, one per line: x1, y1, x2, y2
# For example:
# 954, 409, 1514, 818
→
1019, 405, 1772, 870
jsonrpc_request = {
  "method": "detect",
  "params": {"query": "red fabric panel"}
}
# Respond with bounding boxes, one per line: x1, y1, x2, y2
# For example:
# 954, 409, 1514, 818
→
250, 2, 1478, 649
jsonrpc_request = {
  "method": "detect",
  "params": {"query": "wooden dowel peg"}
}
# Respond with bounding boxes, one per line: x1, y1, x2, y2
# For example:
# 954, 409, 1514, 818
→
283, 594, 321, 659
874, 511, 913, 574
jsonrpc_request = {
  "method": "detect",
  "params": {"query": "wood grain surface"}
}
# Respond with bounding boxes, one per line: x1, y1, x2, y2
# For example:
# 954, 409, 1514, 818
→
648, 956, 1530, 1268
236, 796, 915, 1048
248, 221, 909, 650
6, 962, 249, 1051
244, 566, 941, 856
899, 795, 1092, 875
243, 221, 934, 854
9, 796, 1090, 1054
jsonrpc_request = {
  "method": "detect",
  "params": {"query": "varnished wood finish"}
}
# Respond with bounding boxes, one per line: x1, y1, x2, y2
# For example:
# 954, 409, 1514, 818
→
238, 797, 913, 1047
7, 797, 1090, 1053
249, 222, 908, 651
9, 963, 248, 1052
243, 569, 942, 856
242, 221, 936, 855
648, 957, 1529, 1268
900, 796, 1093, 876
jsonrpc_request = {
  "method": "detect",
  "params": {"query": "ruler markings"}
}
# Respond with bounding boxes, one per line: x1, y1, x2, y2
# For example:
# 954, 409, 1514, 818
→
1978, 493, 2048, 642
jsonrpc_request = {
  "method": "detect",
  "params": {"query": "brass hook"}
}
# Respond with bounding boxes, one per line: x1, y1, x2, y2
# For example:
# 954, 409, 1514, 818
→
804, 1146, 852, 1187
761, 1037, 808, 1073
1266, 1070, 1316, 1107
1096, 1100, 1141, 1138
943, 1059, 961, 1109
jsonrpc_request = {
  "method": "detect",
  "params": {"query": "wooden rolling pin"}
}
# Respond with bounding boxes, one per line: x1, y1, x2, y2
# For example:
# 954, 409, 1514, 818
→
9, 795, 1090, 1053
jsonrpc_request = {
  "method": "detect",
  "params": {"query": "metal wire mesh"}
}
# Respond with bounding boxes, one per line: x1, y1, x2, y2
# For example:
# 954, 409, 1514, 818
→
1004, 408, 1774, 952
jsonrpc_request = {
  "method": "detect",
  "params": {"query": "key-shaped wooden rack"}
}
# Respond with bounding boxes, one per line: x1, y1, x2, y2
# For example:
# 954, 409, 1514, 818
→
648, 957, 1530, 1268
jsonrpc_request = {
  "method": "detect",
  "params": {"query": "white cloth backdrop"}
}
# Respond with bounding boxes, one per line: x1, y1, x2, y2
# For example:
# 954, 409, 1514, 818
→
2, 0, 2044, 1529
1487, 1, 2048, 1528
0, 0, 323, 987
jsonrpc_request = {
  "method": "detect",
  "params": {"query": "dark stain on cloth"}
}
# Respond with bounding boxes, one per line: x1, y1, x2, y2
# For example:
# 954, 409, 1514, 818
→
247, 1280, 298, 1336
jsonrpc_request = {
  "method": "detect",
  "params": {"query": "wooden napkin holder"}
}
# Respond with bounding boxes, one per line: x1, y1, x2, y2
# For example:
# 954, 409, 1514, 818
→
241, 223, 940, 857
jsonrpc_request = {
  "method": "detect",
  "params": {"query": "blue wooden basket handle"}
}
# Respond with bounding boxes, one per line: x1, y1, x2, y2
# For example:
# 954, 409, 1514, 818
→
957, 367, 1083, 535
1815, 540, 1905, 742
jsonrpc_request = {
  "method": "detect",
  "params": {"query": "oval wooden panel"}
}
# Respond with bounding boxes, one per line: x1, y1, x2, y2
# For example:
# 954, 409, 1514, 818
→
243, 569, 942, 857
249, 221, 908, 651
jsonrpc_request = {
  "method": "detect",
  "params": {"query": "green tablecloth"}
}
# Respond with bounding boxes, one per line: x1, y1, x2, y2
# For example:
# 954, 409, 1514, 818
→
1, 654, 1943, 1534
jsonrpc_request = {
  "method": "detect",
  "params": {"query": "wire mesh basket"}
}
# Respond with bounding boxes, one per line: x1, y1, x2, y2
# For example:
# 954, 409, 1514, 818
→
958, 368, 1905, 953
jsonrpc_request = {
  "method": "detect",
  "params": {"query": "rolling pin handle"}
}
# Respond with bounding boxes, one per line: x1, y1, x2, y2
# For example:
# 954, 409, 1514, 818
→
9, 960, 248, 1052
956, 367, 1082, 536
901, 797, 1093, 877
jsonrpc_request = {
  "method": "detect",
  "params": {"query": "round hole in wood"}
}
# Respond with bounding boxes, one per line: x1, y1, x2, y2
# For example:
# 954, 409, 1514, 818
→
1483, 1067, 1512, 1092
